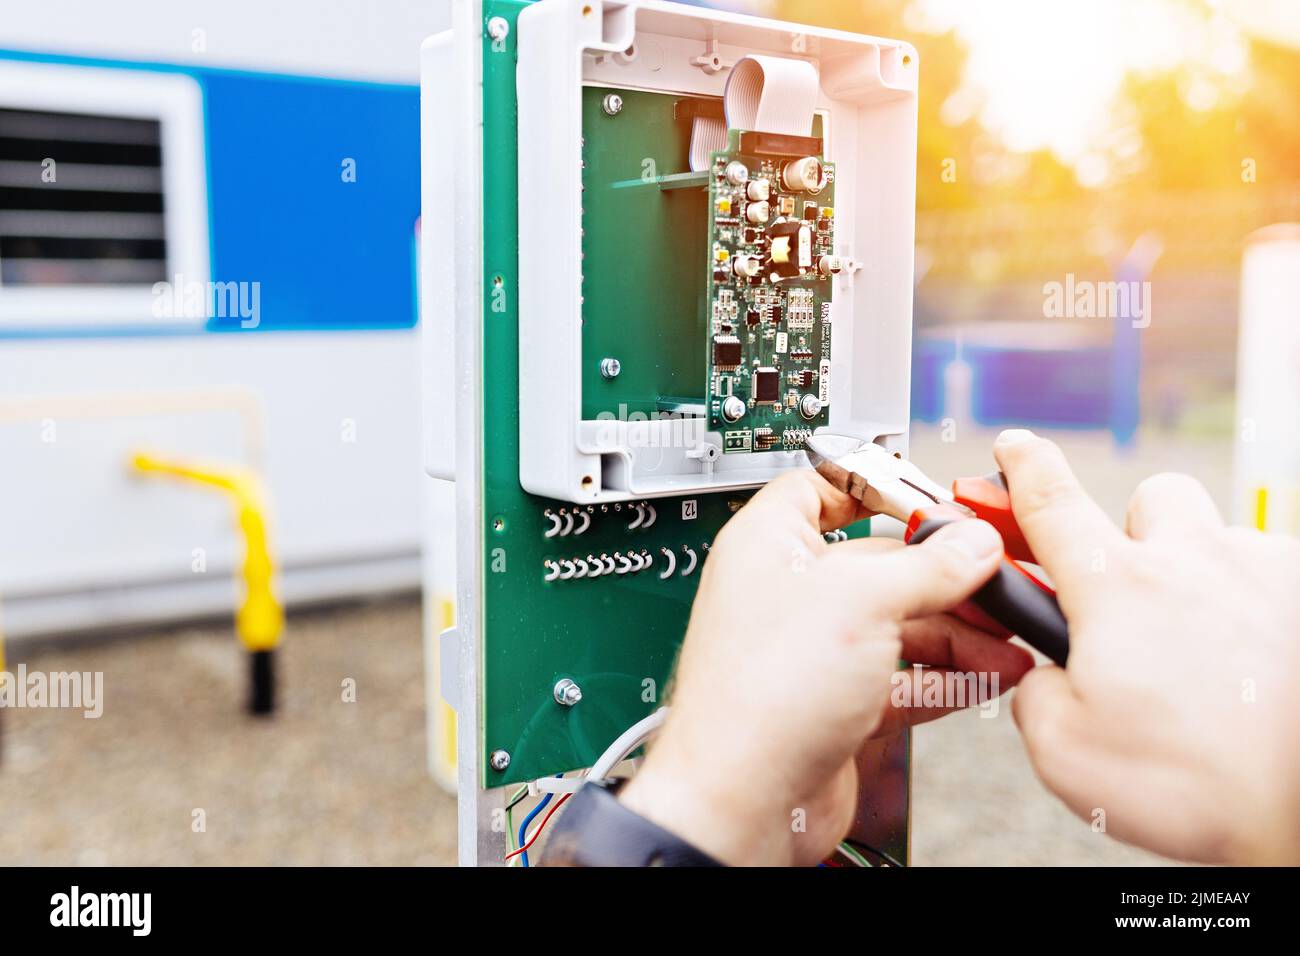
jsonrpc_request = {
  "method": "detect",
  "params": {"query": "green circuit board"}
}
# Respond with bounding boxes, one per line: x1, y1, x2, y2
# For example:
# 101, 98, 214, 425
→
706, 130, 836, 452
476, 0, 901, 864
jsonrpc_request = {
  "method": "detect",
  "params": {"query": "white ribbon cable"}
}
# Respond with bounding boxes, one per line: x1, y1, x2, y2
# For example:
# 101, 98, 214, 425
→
559, 559, 576, 580
724, 54, 820, 140
586, 554, 603, 578
574, 510, 591, 535
680, 546, 698, 577
573, 557, 589, 579
627, 502, 645, 530
615, 553, 632, 575
543, 510, 561, 539
543, 560, 560, 582
689, 115, 729, 172
642, 504, 657, 529
559, 511, 575, 536
602, 554, 617, 575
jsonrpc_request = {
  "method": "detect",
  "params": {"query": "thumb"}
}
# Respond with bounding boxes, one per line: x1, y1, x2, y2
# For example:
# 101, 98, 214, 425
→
824, 518, 1003, 620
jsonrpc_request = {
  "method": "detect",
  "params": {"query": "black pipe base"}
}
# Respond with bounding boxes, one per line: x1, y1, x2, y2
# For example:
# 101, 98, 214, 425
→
249, 649, 276, 716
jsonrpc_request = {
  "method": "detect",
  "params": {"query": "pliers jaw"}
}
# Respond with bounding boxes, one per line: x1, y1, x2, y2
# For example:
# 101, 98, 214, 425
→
805, 435, 971, 523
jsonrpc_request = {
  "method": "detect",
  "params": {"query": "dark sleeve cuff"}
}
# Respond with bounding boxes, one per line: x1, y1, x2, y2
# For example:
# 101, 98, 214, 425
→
538, 778, 724, 867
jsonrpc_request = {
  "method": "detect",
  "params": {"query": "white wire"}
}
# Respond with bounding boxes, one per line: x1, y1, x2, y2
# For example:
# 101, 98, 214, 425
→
586, 707, 669, 783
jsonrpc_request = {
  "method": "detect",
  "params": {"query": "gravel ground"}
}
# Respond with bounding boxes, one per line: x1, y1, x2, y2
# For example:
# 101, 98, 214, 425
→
0, 597, 456, 866
1, 427, 1226, 866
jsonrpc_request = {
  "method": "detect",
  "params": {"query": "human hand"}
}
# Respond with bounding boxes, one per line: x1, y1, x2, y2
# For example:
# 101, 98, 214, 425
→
997, 429, 1300, 864
619, 467, 1035, 866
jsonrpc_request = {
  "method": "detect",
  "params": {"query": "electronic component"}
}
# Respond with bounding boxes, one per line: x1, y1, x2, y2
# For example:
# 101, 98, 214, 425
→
713, 335, 742, 370
753, 367, 780, 404
768, 220, 813, 278
799, 394, 824, 419
781, 155, 825, 193
721, 395, 746, 422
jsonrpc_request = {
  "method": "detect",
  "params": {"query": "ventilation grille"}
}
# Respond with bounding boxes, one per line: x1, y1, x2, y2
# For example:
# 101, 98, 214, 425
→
0, 107, 167, 286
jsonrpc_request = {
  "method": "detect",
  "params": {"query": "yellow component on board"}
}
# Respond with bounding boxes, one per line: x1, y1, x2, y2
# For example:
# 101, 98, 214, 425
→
131, 453, 284, 652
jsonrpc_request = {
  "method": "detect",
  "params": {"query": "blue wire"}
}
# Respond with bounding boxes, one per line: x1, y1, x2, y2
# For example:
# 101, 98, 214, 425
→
516, 775, 562, 868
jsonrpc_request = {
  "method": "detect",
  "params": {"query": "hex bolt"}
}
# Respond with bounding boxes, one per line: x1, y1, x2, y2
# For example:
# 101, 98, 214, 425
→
602, 93, 624, 116
553, 678, 583, 707
600, 357, 621, 379
486, 17, 510, 42
489, 749, 511, 771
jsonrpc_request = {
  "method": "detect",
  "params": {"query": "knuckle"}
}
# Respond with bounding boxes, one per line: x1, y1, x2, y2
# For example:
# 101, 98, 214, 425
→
1015, 473, 1087, 518
998, 433, 1059, 469
1130, 471, 1200, 509
919, 536, 978, 587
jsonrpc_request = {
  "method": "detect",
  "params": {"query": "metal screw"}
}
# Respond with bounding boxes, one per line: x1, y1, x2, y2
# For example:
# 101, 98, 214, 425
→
553, 678, 583, 707
489, 749, 511, 771
486, 17, 510, 42
602, 93, 624, 116
799, 394, 824, 420
600, 357, 621, 379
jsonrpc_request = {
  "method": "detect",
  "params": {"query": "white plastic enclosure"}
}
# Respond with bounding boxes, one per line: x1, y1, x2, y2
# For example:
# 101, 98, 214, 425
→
516, 0, 919, 504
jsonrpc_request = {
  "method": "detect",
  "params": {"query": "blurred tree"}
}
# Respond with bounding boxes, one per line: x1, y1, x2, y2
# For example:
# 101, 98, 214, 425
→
773, 0, 1076, 209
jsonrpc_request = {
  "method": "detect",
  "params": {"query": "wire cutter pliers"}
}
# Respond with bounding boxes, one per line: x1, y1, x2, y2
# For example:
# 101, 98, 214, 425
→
805, 435, 1069, 666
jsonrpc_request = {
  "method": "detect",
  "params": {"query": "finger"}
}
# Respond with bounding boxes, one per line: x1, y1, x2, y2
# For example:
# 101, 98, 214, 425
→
824, 536, 903, 556
1011, 666, 1107, 819
898, 614, 1035, 680
1125, 472, 1224, 541
738, 469, 871, 537
819, 518, 1003, 621
993, 430, 1126, 597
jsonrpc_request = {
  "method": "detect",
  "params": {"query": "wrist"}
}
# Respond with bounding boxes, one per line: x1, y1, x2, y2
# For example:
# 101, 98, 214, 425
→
619, 737, 795, 866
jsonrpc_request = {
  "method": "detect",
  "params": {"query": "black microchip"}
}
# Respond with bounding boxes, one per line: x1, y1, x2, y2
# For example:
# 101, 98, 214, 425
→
744, 228, 758, 243
753, 368, 780, 403
798, 369, 815, 388
746, 309, 761, 326
714, 337, 742, 368
713, 269, 729, 283
803, 204, 818, 220
770, 305, 782, 324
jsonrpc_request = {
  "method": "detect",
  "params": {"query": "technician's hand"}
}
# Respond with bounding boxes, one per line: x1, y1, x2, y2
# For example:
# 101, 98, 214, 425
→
619, 469, 1034, 866
996, 429, 1300, 864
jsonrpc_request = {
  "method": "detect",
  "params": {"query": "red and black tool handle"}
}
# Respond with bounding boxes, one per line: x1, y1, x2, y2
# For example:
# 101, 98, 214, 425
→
905, 504, 1070, 666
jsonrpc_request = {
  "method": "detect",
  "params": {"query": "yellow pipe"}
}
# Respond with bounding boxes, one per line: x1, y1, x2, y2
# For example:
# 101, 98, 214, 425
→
131, 452, 283, 652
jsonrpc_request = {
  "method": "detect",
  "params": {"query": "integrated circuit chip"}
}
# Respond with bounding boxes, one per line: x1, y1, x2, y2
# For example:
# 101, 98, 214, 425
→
713, 335, 742, 370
